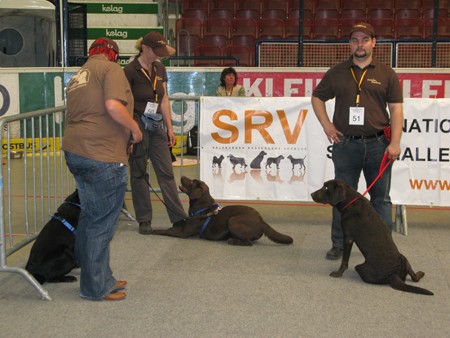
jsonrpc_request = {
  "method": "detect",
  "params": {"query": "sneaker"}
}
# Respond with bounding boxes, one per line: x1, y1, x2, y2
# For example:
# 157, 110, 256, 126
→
138, 222, 152, 235
326, 247, 343, 260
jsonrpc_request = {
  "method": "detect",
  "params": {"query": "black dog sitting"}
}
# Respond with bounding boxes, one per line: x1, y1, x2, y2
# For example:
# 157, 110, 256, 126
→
25, 190, 80, 284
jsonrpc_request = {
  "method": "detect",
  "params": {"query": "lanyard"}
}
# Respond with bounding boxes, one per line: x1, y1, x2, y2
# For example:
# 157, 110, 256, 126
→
140, 64, 158, 103
350, 68, 368, 107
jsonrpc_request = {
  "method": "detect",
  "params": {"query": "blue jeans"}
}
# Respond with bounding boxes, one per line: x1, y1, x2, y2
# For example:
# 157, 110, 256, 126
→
331, 135, 393, 249
64, 151, 128, 300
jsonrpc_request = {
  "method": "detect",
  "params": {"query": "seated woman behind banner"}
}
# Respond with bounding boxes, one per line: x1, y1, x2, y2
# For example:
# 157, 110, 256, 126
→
215, 67, 246, 97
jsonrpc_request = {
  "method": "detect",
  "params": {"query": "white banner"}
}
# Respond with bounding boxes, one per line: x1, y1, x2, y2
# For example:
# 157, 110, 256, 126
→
199, 97, 450, 206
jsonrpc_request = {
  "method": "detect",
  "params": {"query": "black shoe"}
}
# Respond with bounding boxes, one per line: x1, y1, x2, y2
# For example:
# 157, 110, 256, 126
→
172, 219, 187, 228
138, 222, 152, 235
326, 247, 343, 260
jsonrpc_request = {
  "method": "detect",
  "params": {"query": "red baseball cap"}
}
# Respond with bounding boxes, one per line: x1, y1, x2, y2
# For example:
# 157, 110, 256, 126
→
89, 37, 119, 54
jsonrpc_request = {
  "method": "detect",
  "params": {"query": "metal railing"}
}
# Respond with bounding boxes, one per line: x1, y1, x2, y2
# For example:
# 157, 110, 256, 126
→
0, 97, 200, 300
0, 106, 74, 300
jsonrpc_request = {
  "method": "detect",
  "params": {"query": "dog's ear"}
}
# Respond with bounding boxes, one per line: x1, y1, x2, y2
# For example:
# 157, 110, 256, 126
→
330, 181, 346, 205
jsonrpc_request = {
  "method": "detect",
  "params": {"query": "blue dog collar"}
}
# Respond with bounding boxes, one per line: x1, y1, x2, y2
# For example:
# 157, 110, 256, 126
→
51, 214, 76, 235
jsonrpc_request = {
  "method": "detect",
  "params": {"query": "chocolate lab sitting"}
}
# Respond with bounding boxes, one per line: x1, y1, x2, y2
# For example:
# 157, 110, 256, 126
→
311, 179, 433, 296
151, 176, 293, 246
25, 190, 80, 284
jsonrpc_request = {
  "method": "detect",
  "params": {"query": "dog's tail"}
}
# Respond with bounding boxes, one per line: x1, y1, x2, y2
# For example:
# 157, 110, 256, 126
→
389, 275, 434, 296
261, 222, 293, 244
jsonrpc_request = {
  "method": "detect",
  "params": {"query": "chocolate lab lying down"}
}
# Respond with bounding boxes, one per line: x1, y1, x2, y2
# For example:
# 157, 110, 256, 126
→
311, 179, 433, 296
152, 176, 293, 246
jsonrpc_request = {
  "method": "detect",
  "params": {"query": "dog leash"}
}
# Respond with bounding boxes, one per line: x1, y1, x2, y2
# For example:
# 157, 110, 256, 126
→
189, 203, 222, 237
342, 152, 393, 210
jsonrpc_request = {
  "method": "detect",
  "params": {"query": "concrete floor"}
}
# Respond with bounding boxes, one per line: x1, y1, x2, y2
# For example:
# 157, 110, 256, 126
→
1, 156, 449, 337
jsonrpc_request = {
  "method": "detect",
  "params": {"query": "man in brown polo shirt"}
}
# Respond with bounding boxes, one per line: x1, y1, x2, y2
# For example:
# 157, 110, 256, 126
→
311, 22, 404, 260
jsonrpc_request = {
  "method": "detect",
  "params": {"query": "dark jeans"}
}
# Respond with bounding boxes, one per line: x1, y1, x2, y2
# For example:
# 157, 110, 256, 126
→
331, 134, 393, 249
64, 151, 128, 300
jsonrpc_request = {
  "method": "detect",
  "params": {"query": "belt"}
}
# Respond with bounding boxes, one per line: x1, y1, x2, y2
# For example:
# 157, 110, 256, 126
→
345, 130, 384, 139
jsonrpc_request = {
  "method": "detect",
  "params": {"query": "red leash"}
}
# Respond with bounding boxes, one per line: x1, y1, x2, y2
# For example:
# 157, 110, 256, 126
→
342, 152, 393, 210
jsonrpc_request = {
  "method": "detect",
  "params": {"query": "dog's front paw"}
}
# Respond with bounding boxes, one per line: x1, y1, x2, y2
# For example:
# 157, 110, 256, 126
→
330, 271, 343, 278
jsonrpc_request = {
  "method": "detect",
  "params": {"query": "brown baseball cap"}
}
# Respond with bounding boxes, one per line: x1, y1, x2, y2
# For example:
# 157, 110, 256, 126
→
142, 31, 176, 57
350, 22, 375, 38
89, 37, 119, 54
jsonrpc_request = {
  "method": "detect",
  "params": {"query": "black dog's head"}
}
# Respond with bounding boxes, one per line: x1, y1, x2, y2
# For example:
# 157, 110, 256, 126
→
311, 179, 349, 206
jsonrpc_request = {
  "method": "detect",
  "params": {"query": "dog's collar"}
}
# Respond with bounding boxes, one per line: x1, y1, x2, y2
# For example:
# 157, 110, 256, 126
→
51, 214, 77, 234
342, 197, 360, 210
189, 204, 222, 237
189, 203, 221, 218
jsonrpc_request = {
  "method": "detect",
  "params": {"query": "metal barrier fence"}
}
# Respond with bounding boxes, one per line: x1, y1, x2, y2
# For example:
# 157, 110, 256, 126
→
0, 106, 73, 300
0, 97, 200, 300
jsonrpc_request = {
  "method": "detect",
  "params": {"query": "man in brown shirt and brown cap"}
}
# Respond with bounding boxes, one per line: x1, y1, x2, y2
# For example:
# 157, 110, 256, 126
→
311, 22, 404, 260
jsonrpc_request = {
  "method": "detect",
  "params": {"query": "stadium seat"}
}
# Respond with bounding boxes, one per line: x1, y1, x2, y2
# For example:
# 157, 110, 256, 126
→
285, 17, 313, 39
424, 17, 450, 38
395, 18, 424, 39
177, 33, 202, 56
262, 8, 286, 20
315, 0, 340, 11
368, 18, 395, 39
368, 9, 394, 20
235, 8, 260, 20
209, 8, 234, 21
209, 0, 235, 12
340, 9, 366, 20
235, 0, 261, 13
182, 8, 207, 22
289, 0, 314, 11
182, 0, 209, 11
259, 18, 285, 39
396, 9, 421, 19
176, 18, 202, 38
203, 18, 230, 38
223, 45, 253, 66
194, 45, 222, 66
202, 34, 228, 48
231, 18, 259, 37
394, 0, 421, 10
340, 18, 365, 39
315, 9, 340, 20
421, 0, 449, 10
230, 34, 257, 48
341, 0, 367, 11
262, 0, 287, 12
367, 0, 394, 10
313, 18, 339, 40
422, 8, 448, 20
288, 9, 313, 20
